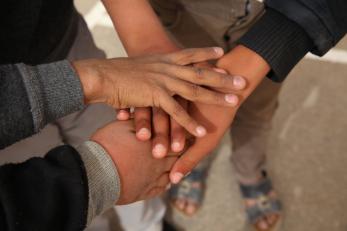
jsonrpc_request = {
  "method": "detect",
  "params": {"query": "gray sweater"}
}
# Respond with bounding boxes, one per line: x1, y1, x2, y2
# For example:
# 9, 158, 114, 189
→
0, 61, 121, 228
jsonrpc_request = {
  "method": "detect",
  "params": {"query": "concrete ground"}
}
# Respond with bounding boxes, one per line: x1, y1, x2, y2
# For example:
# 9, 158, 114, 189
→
77, 1, 347, 231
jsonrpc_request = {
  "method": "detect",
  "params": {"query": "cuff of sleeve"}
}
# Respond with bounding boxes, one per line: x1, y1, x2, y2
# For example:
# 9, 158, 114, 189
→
17, 60, 84, 132
77, 141, 121, 226
238, 8, 313, 82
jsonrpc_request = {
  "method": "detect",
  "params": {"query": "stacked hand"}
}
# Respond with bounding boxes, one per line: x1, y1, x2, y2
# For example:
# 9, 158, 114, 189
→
87, 47, 253, 204
91, 120, 180, 204
73, 47, 244, 138
114, 53, 248, 184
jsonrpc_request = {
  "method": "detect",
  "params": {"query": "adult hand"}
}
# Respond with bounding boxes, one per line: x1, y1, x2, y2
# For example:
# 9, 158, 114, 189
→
117, 62, 246, 158
91, 120, 181, 205
73, 47, 242, 138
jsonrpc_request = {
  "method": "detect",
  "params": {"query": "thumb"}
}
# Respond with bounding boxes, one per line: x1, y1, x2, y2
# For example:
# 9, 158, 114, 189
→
169, 143, 211, 184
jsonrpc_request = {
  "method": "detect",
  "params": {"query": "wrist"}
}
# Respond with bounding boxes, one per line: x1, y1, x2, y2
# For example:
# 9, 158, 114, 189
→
71, 60, 103, 105
217, 45, 270, 101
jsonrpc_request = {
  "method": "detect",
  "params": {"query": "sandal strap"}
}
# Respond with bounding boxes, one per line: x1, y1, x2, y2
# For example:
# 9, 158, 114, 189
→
240, 178, 273, 199
185, 169, 206, 182
246, 198, 282, 224
246, 205, 264, 224
168, 170, 205, 203
184, 187, 203, 204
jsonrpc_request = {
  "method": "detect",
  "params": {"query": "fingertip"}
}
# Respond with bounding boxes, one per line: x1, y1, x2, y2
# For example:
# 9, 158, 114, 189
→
225, 94, 239, 107
213, 67, 227, 74
195, 126, 206, 137
152, 144, 167, 159
171, 141, 183, 152
233, 75, 247, 89
170, 172, 184, 184
136, 128, 151, 140
117, 110, 130, 120
213, 47, 224, 56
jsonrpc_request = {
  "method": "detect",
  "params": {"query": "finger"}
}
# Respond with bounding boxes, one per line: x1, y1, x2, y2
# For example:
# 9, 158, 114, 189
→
194, 61, 228, 74
193, 61, 213, 69
167, 79, 240, 107
164, 47, 224, 66
213, 68, 227, 74
170, 97, 187, 153
163, 156, 179, 172
158, 91, 207, 138
117, 109, 131, 120
155, 173, 171, 188
169, 145, 208, 184
152, 108, 170, 158
160, 64, 247, 91
144, 186, 167, 199
141, 173, 171, 200
144, 173, 171, 199
134, 107, 152, 141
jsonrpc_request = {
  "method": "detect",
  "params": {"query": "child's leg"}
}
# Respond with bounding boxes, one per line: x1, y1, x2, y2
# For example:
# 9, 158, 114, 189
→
151, 0, 282, 229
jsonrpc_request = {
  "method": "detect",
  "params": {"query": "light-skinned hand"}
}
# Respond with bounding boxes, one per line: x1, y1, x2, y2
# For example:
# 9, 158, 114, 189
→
73, 47, 243, 138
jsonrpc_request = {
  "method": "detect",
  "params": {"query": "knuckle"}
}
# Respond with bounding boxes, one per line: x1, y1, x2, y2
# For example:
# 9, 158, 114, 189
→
172, 103, 185, 118
194, 67, 204, 80
184, 116, 195, 129
138, 118, 151, 127
153, 88, 164, 107
176, 50, 194, 64
151, 187, 165, 196
218, 73, 228, 87
190, 84, 201, 99
213, 92, 222, 104
153, 106, 167, 117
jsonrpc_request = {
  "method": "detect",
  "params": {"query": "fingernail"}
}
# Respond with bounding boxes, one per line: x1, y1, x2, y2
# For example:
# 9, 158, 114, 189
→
225, 94, 239, 106
171, 141, 181, 152
233, 76, 246, 89
213, 47, 224, 56
153, 144, 166, 158
213, 68, 227, 74
172, 172, 184, 184
195, 126, 206, 137
117, 111, 127, 120
137, 128, 151, 139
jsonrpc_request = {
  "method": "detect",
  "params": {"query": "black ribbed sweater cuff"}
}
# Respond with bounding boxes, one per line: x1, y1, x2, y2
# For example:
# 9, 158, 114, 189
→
238, 8, 313, 82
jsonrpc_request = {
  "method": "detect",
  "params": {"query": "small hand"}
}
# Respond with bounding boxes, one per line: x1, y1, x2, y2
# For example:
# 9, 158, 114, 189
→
168, 45, 270, 184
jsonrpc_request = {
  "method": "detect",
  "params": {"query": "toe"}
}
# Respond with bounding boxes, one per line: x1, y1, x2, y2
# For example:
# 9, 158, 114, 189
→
255, 219, 269, 230
175, 199, 186, 211
185, 202, 198, 216
266, 214, 279, 227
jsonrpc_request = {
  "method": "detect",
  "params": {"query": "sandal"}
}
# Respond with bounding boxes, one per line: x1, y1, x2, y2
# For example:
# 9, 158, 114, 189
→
240, 175, 282, 231
168, 168, 207, 216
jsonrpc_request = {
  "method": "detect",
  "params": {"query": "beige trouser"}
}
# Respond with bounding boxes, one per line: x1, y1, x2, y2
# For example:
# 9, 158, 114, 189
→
150, 0, 282, 181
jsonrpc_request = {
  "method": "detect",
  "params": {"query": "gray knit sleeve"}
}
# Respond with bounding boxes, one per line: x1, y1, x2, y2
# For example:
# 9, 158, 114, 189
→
17, 60, 85, 132
0, 61, 84, 149
76, 141, 121, 225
